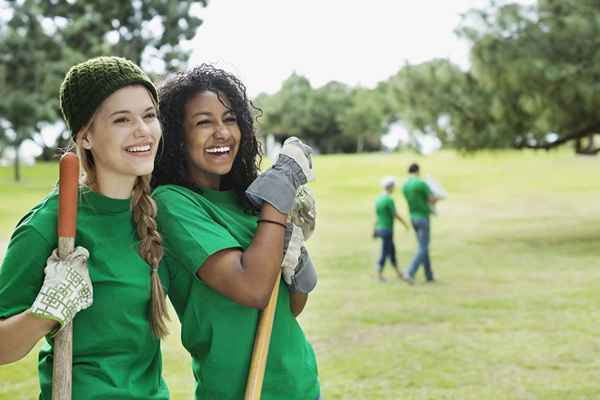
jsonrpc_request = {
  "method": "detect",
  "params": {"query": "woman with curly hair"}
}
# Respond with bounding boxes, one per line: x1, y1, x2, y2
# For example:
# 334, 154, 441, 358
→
152, 64, 320, 400
0, 57, 170, 399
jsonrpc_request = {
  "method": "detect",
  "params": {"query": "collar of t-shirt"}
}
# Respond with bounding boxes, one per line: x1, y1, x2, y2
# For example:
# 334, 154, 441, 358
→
195, 187, 238, 206
79, 188, 131, 214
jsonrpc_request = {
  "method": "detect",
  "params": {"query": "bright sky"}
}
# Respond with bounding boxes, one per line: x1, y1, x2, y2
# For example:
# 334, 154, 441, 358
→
187, 0, 490, 97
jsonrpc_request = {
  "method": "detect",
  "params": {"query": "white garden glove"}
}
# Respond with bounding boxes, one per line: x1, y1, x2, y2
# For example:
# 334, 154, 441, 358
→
281, 223, 304, 286
30, 246, 93, 334
281, 225, 317, 294
290, 185, 316, 240
246, 137, 314, 214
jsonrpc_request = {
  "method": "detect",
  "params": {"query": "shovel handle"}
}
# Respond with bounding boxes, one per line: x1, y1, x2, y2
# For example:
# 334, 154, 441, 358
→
52, 152, 79, 400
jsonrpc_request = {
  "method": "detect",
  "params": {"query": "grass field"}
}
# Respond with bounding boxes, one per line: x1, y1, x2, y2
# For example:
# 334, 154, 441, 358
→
1, 149, 599, 399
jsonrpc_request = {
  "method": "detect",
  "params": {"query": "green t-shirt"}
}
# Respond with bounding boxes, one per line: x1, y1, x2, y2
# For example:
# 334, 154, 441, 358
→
374, 193, 396, 230
0, 189, 169, 400
153, 184, 320, 400
402, 175, 433, 220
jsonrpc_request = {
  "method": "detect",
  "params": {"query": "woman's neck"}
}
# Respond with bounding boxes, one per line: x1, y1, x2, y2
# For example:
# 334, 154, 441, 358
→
191, 172, 221, 191
93, 170, 137, 199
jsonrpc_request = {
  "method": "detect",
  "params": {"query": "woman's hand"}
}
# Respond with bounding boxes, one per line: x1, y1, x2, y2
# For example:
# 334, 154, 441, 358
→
245, 137, 314, 214
30, 246, 93, 335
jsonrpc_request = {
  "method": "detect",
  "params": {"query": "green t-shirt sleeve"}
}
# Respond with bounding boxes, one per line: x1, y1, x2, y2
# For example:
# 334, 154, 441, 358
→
0, 225, 53, 319
388, 197, 397, 215
155, 188, 242, 276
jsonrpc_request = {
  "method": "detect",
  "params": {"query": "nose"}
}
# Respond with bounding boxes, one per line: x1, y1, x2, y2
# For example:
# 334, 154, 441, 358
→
213, 122, 231, 139
133, 116, 151, 138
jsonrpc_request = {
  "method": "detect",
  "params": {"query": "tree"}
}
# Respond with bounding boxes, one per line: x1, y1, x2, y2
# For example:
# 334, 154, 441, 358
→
0, 0, 207, 180
256, 75, 358, 153
37, 0, 205, 74
256, 73, 314, 140
0, 1, 61, 180
305, 81, 353, 153
339, 87, 385, 152
458, 0, 600, 153
382, 59, 500, 151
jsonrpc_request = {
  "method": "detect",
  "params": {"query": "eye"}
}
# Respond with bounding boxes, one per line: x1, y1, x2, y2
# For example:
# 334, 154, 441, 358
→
196, 119, 211, 127
143, 112, 157, 120
114, 117, 129, 124
224, 116, 237, 124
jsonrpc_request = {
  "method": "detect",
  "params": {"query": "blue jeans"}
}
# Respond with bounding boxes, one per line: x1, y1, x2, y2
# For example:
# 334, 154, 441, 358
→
405, 218, 433, 281
375, 228, 396, 271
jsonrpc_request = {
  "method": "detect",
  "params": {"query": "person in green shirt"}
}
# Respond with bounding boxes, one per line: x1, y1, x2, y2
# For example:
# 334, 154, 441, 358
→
402, 163, 440, 283
373, 176, 408, 282
0, 57, 170, 399
151, 64, 321, 400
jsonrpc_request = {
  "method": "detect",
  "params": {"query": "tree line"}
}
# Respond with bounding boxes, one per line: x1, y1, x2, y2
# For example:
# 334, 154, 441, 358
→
2, 0, 599, 181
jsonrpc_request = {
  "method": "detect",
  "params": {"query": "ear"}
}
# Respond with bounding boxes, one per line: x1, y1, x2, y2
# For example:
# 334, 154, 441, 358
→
79, 130, 93, 150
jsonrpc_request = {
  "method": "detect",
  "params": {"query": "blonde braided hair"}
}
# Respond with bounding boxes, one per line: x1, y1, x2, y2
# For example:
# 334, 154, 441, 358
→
75, 113, 170, 338
131, 175, 170, 338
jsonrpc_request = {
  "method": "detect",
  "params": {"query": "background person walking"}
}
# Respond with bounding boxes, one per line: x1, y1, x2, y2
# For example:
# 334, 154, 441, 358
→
402, 163, 440, 284
373, 176, 408, 282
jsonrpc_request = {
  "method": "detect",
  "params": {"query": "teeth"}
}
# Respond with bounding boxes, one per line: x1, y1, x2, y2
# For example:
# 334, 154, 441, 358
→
206, 146, 230, 154
127, 144, 151, 153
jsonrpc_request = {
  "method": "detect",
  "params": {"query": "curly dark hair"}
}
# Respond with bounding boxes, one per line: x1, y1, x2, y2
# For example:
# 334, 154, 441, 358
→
151, 64, 262, 211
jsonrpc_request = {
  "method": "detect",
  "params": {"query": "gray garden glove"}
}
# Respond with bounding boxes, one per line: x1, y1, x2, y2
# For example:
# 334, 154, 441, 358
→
281, 223, 317, 294
30, 246, 93, 334
246, 137, 314, 214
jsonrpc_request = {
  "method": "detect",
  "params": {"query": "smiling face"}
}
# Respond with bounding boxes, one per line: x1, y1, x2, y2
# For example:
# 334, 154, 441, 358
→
182, 90, 241, 190
79, 85, 161, 196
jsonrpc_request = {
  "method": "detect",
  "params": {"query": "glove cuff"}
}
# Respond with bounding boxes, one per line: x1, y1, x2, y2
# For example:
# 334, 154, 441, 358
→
289, 247, 318, 294
246, 171, 297, 214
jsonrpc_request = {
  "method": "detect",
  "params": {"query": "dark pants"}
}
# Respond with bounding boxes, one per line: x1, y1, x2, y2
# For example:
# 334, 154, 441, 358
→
375, 228, 396, 271
405, 218, 434, 281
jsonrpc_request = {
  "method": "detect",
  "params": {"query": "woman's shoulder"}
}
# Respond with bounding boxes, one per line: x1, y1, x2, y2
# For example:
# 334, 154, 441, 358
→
11, 190, 59, 244
152, 184, 198, 203
17, 191, 59, 229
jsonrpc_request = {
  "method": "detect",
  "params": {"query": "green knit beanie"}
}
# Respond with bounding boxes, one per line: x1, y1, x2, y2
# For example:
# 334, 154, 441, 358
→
59, 56, 158, 138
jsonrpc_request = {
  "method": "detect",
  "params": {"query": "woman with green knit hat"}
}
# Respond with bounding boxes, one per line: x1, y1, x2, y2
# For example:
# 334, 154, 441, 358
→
0, 56, 170, 399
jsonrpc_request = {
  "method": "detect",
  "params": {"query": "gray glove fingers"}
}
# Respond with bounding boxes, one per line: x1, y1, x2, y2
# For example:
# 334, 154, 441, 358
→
290, 247, 318, 294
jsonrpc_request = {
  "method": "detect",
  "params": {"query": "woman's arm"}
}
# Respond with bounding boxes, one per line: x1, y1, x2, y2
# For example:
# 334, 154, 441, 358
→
289, 292, 308, 317
0, 311, 57, 365
197, 204, 287, 309
195, 137, 314, 309
0, 246, 92, 365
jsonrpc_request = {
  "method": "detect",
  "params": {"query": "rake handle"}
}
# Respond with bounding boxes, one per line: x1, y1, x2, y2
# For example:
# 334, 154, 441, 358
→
52, 152, 79, 400
244, 274, 281, 400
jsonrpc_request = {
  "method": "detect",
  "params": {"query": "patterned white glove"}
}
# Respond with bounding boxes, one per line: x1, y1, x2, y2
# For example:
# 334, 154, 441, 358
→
281, 228, 318, 294
281, 223, 304, 286
290, 185, 316, 240
30, 246, 93, 334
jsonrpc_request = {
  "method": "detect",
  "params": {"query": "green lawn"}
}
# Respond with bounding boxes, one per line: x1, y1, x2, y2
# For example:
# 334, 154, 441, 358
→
1, 149, 599, 399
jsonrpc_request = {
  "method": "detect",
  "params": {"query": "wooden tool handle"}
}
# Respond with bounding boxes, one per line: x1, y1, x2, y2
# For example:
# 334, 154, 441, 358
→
52, 152, 79, 400
244, 275, 281, 400
58, 152, 79, 241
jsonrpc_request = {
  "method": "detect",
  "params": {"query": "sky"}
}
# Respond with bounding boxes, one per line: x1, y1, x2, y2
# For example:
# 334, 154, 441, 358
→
187, 0, 490, 97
